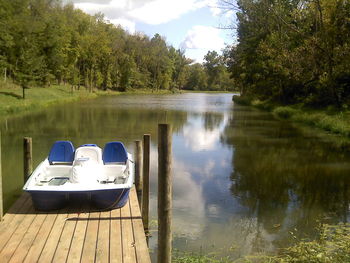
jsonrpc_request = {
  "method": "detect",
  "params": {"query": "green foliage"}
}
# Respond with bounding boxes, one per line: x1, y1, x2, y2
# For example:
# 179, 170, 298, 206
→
173, 224, 350, 263
273, 106, 299, 119
173, 250, 233, 263
0, 0, 205, 92
293, 112, 350, 137
232, 95, 252, 106
270, 105, 350, 137
0, 82, 99, 117
0, 0, 237, 92
279, 224, 350, 263
226, 0, 350, 107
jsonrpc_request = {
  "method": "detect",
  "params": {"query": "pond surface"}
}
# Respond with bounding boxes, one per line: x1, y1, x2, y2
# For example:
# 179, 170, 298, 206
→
1, 93, 350, 261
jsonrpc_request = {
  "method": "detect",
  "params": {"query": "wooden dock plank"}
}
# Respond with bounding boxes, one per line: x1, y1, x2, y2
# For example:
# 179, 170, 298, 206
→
0, 196, 32, 249
66, 206, 90, 263
52, 208, 81, 263
23, 211, 60, 263
37, 209, 69, 263
8, 212, 47, 263
0, 205, 36, 262
95, 210, 111, 263
0, 193, 29, 228
121, 199, 137, 263
110, 208, 122, 263
80, 210, 100, 262
129, 189, 151, 263
0, 188, 151, 263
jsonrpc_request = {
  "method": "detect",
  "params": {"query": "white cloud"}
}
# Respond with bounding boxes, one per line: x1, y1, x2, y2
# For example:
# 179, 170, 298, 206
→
181, 25, 225, 50
205, 0, 221, 16
72, 0, 209, 26
183, 124, 220, 151
148, 147, 206, 239
109, 18, 136, 33
129, 0, 206, 25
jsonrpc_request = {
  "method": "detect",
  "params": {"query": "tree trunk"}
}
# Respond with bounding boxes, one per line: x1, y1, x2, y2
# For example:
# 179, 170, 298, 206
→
22, 85, 26, 99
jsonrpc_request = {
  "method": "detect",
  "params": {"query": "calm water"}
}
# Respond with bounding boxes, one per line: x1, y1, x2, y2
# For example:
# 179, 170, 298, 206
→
1, 93, 350, 260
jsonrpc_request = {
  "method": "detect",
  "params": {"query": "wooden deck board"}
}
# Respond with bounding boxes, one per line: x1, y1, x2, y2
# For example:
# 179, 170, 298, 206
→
110, 208, 122, 263
121, 199, 137, 263
52, 207, 81, 263
129, 189, 152, 263
0, 187, 150, 263
9, 212, 47, 263
0, 196, 32, 251
95, 210, 111, 263
0, 193, 29, 229
80, 210, 100, 262
37, 209, 69, 263
66, 206, 90, 263
0, 205, 37, 262
23, 211, 60, 263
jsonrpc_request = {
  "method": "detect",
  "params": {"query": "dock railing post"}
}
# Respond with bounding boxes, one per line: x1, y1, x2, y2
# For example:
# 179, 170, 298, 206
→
157, 124, 172, 263
135, 140, 143, 206
0, 131, 3, 221
23, 137, 32, 183
142, 134, 150, 235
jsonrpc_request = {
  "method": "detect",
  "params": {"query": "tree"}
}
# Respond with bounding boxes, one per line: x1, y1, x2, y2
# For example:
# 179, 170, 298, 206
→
224, 0, 350, 106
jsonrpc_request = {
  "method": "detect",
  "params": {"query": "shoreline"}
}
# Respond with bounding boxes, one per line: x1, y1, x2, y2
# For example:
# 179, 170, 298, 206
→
0, 85, 181, 121
232, 95, 350, 145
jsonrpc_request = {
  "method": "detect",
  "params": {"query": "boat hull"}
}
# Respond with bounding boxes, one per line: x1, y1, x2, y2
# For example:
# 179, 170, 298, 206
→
29, 188, 130, 211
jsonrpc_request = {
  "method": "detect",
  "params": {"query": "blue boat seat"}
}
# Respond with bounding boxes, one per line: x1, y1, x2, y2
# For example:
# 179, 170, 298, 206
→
103, 142, 128, 164
48, 141, 75, 165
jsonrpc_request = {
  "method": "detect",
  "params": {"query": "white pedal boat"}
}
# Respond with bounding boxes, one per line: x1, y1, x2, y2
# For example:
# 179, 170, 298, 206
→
23, 141, 134, 211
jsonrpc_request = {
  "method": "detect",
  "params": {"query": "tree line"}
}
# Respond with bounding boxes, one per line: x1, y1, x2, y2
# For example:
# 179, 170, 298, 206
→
0, 0, 235, 92
226, 0, 350, 107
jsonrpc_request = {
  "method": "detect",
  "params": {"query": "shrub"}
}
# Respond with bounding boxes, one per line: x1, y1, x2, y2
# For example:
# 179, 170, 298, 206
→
232, 95, 252, 106
273, 106, 298, 119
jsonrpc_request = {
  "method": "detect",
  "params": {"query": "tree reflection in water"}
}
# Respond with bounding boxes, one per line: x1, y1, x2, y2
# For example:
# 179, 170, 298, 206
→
222, 105, 350, 253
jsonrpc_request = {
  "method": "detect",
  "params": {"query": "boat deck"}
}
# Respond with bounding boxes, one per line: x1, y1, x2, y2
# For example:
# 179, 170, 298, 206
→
0, 187, 150, 263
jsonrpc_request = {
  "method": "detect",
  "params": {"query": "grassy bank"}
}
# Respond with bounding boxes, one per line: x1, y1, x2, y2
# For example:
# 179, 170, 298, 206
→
173, 224, 350, 263
232, 95, 350, 139
0, 81, 180, 119
184, 90, 237, 94
0, 82, 110, 118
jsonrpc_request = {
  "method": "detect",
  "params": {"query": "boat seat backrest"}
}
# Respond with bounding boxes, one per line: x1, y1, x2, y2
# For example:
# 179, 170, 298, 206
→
48, 141, 75, 165
74, 146, 103, 165
103, 142, 128, 164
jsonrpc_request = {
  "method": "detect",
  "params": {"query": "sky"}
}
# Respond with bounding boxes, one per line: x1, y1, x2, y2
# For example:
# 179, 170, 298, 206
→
64, 0, 236, 63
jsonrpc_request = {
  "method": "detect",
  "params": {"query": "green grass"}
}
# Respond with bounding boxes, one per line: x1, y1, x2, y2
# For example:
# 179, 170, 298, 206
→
173, 224, 350, 263
232, 95, 350, 139
277, 224, 350, 263
0, 80, 179, 119
272, 106, 350, 137
232, 95, 252, 106
184, 90, 237, 94
173, 250, 234, 263
0, 81, 105, 118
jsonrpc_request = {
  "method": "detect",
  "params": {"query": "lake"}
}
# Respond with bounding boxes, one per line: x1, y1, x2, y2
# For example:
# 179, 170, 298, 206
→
1, 92, 350, 261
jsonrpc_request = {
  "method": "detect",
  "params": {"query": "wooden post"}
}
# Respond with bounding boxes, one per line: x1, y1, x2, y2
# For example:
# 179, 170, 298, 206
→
142, 134, 150, 234
23, 137, 33, 183
0, 131, 3, 221
157, 124, 172, 263
135, 140, 143, 206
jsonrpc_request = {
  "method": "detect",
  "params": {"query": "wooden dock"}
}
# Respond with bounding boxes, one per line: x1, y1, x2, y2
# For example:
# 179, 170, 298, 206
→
0, 187, 151, 263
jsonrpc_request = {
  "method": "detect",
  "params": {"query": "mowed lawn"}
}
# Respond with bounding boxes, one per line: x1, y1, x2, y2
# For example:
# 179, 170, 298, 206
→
0, 82, 101, 117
